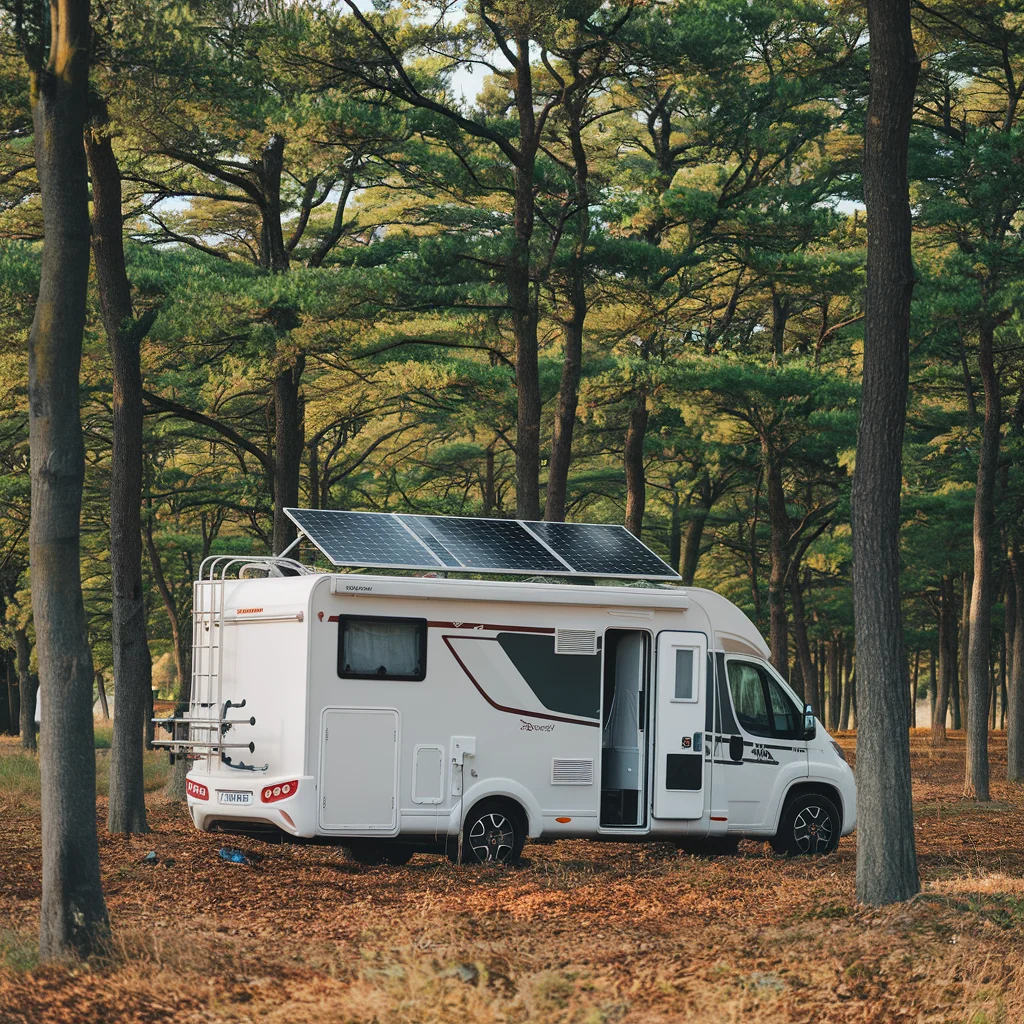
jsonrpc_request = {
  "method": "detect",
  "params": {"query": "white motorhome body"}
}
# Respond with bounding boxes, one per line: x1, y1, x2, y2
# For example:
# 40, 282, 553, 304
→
174, 565, 856, 860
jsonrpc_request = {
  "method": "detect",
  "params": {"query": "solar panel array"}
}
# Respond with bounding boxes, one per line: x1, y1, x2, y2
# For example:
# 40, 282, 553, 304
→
284, 508, 680, 580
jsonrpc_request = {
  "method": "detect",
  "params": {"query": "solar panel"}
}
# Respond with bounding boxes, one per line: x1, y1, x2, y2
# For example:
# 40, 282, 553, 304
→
283, 508, 680, 580
524, 521, 678, 578
402, 515, 567, 573
283, 509, 443, 570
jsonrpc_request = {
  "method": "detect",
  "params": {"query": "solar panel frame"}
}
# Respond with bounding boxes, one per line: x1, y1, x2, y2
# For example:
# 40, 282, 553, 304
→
283, 508, 681, 580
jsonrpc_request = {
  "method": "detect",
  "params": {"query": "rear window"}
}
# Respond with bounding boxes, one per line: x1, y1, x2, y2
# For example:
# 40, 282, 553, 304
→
337, 616, 427, 681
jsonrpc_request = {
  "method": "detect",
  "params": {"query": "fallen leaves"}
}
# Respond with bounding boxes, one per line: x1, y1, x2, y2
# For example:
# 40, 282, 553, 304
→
0, 731, 1022, 1023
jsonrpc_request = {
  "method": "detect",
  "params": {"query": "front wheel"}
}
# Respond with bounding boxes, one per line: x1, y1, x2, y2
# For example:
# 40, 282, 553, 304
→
771, 792, 841, 856
451, 802, 525, 865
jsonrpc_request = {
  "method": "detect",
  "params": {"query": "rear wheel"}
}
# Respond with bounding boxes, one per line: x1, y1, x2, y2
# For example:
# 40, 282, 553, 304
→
771, 792, 841, 856
451, 801, 525, 865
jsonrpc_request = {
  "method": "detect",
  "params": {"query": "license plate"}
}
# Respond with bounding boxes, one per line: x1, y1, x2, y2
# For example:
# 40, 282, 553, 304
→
218, 791, 252, 805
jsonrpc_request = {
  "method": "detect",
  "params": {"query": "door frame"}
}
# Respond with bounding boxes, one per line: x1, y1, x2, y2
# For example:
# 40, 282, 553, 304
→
596, 627, 653, 834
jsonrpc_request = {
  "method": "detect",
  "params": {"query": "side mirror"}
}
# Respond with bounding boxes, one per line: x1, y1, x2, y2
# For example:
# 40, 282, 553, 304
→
803, 704, 816, 741
729, 735, 744, 762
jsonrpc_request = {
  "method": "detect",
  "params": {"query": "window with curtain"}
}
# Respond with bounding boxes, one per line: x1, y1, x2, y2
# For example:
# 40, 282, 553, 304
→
338, 617, 426, 680
726, 661, 771, 737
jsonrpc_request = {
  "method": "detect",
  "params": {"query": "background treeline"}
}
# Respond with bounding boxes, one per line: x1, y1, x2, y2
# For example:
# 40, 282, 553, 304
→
0, 0, 1021, 771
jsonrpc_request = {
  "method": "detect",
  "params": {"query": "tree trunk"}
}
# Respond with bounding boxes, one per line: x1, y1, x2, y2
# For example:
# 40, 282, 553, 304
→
257, 133, 289, 272
828, 639, 841, 731
28, 0, 111, 957
16, 626, 38, 750
1008, 545, 1024, 780
680, 471, 712, 585
1002, 574, 1013, 730
95, 671, 109, 720
544, 102, 589, 524
789, 575, 816, 709
933, 576, 953, 744
624, 387, 649, 538
0, 659, 10, 736
511, 39, 542, 521
762, 436, 789, 676
272, 355, 305, 554
840, 642, 853, 731
7, 656, 20, 736
85, 126, 152, 835
852, 0, 920, 904
965, 323, 999, 801
958, 570, 971, 726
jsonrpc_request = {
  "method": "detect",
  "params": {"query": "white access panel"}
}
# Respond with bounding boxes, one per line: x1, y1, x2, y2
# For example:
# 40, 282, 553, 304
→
319, 708, 399, 832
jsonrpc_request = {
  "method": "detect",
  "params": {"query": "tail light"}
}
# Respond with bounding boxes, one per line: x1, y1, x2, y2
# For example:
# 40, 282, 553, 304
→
186, 779, 209, 801
261, 780, 298, 803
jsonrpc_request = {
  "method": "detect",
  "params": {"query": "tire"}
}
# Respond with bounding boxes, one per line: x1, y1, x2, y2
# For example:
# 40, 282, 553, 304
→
347, 842, 414, 866
451, 801, 525, 866
771, 792, 841, 856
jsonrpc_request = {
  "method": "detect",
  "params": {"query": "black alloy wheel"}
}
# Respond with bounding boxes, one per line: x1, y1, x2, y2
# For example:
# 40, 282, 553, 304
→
771, 792, 841, 856
454, 802, 525, 865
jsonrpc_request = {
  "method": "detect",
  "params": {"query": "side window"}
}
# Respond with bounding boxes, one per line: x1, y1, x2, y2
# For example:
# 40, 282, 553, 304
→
765, 675, 800, 739
726, 661, 772, 737
338, 616, 427, 681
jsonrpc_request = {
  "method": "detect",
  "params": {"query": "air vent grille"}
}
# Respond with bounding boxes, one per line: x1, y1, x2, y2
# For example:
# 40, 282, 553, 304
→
551, 758, 595, 786
554, 628, 598, 655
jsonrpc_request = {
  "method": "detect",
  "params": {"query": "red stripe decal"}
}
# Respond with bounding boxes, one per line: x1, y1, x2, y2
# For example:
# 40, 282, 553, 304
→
428, 621, 555, 633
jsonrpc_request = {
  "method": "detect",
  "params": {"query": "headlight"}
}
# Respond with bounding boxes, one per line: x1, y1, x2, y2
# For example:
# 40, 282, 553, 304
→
830, 739, 848, 763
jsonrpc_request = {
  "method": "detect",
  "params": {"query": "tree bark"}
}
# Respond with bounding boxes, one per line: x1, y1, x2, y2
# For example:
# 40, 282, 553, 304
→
852, 0, 920, 904
965, 323, 999, 801
790, 575, 816, 710
1008, 544, 1024, 781
680, 470, 713, 585
840, 641, 853, 731
27, 0, 110, 957
95, 671, 109, 721
7, 656, 20, 736
85, 126, 152, 835
510, 38, 543, 522
762, 436, 789, 676
957, 569, 971, 725
623, 388, 648, 538
16, 626, 38, 751
272, 356, 305, 554
932, 576, 953, 744
544, 100, 589, 524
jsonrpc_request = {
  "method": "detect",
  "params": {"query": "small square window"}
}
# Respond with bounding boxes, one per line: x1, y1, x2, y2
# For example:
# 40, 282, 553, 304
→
338, 616, 427, 681
674, 649, 695, 700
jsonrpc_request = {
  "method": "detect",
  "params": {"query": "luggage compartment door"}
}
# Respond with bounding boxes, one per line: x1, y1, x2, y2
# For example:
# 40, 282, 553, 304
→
319, 707, 399, 832
653, 632, 708, 820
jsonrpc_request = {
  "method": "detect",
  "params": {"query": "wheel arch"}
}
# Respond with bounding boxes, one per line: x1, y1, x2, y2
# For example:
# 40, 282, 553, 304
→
456, 777, 542, 836
776, 780, 843, 833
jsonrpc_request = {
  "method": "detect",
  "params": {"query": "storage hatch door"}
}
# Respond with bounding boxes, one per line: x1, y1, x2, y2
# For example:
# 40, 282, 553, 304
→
319, 708, 399, 832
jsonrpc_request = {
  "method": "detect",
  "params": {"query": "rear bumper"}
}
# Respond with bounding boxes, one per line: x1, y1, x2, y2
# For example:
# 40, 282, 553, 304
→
187, 771, 316, 837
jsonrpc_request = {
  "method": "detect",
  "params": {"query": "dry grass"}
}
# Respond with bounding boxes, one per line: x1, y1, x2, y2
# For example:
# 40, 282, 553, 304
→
0, 729, 1023, 1023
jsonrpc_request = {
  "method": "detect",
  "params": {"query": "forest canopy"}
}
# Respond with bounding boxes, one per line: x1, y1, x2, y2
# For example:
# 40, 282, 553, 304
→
0, 0, 1019, 742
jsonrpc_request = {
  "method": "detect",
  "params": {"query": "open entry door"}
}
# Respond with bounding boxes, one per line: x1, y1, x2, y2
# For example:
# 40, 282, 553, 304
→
653, 632, 708, 819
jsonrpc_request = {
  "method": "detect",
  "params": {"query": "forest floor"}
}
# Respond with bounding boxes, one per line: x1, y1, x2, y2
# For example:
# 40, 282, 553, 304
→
0, 730, 1022, 1024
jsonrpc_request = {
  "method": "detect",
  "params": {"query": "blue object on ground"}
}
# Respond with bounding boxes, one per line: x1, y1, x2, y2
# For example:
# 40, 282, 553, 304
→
218, 846, 251, 865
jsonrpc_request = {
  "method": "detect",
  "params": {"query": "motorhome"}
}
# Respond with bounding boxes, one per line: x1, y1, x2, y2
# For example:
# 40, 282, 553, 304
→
158, 510, 856, 864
